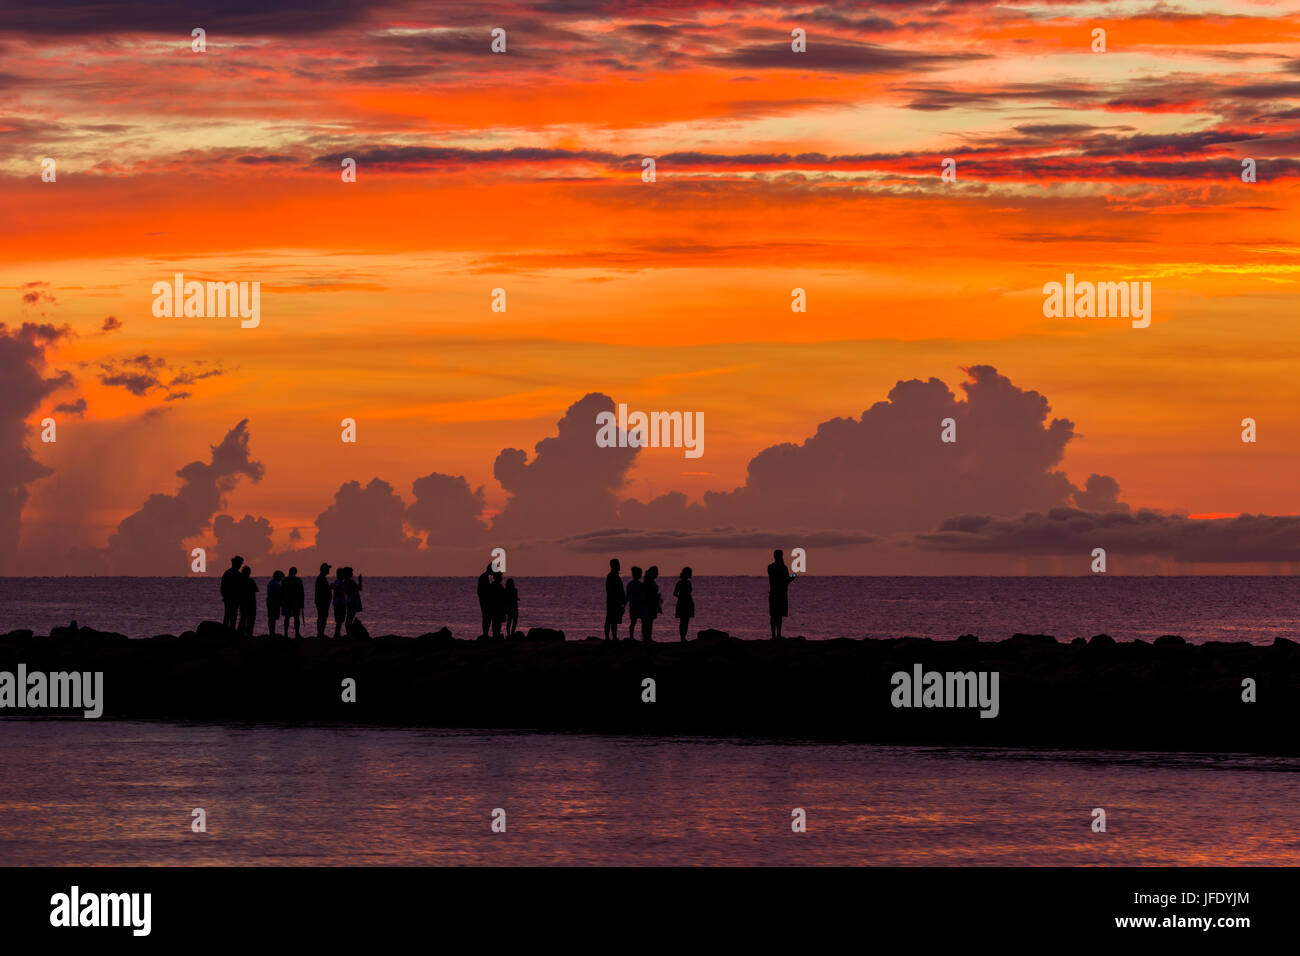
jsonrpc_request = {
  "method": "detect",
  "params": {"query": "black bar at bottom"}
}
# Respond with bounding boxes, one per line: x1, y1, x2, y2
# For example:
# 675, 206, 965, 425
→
0, 866, 1283, 944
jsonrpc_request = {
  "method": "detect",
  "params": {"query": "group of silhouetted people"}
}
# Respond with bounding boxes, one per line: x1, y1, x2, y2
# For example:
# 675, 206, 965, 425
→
220, 556, 365, 638
476, 565, 520, 638
218, 549, 795, 642
603, 560, 673, 641
600, 550, 795, 642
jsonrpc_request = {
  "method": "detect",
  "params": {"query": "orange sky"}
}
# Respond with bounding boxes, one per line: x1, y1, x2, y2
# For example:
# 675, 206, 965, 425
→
2, 0, 1299, 572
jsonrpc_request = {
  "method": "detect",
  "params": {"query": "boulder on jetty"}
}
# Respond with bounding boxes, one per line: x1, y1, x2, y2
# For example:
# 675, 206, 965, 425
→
518, 627, 565, 643
0, 629, 1295, 755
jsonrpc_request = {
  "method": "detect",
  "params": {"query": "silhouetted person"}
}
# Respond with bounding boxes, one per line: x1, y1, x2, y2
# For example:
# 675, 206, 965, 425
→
505, 578, 519, 636
642, 565, 661, 642
489, 571, 506, 638
767, 549, 792, 639
220, 555, 244, 629
314, 562, 332, 637
331, 567, 347, 638
238, 565, 258, 635
476, 563, 494, 638
673, 567, 694, 642
282, 566, 304, 638
344, 567, 364, 636
604, 558, 625, 640
266, 569, 285, 637
626, 566, 645, 641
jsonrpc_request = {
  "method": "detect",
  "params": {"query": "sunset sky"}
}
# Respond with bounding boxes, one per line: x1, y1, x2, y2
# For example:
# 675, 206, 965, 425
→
2, 0, 1299, 574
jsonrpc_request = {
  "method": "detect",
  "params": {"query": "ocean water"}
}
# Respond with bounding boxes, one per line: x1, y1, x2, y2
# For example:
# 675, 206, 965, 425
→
3, 575, 1299, 644
0, 721, 1295, 866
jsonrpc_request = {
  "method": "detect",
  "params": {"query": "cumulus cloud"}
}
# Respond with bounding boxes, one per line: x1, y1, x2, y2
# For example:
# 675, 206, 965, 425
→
621, 365, 1087, 536
100, 315, 121, 333
212, 513, 274, 564
0, 322, 73, 572
405, 471, 488, 546
312, 478, 420, 565
492, 392, 638, 540
1072, 473, 1128, 513
99, 419, 264, 573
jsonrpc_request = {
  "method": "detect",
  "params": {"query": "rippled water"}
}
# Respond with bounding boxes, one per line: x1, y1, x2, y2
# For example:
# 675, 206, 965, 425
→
4, 575, 1300, 643
0, 721, 1296, 866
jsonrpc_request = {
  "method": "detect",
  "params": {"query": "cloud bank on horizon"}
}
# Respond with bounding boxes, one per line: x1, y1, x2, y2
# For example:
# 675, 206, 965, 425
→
6, 318, 1297, 575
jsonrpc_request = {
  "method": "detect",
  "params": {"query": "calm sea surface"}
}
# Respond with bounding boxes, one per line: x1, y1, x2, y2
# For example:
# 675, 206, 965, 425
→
3, 575, 1299, 643
0, 721, 1295, 866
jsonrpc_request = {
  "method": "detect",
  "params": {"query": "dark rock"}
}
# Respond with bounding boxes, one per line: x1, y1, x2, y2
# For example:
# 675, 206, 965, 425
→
1070, 637, 1087, 646
76, 627, 128, 642
1089, 633, 1116, 647
416, 627, 454, 644
347, 618, 371, 640
1154, 634, 1186, 646
1007, 633, 1057, 646
956, 634, 979, 645
195, 620, 236, 640
696, 628, 731, 642
522, 627, 565, 643
891, 636, 934, 648
3, 629, 33, 640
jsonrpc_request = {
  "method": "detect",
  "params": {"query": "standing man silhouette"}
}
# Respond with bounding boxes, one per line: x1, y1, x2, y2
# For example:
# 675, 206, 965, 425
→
642, 566, 661, 643
238, 565, 258, 636
673, 567, 694, 642
476, 562, 494, 638
626, 566, 645, 642
604, 558, 625, 640
266, 570, 285, 637
767, 549, 792, 640
314, 562, 332, 638
220, 556, 244, 629
282, 566, 305, 638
